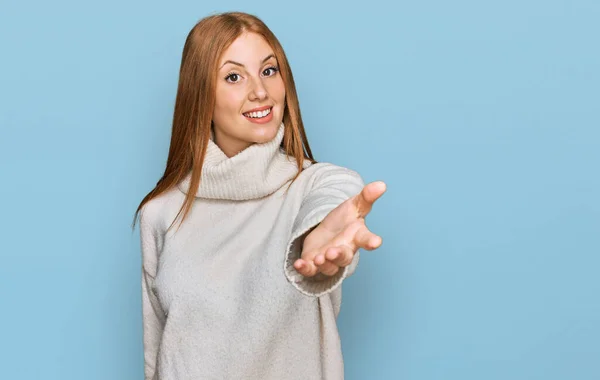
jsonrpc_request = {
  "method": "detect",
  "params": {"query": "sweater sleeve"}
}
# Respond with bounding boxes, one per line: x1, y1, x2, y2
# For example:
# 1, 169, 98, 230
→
139, 206, 166, 380
284, 163, 365, 297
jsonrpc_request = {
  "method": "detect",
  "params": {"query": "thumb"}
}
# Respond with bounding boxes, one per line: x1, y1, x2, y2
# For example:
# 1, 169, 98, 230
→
355, 181, 387, 218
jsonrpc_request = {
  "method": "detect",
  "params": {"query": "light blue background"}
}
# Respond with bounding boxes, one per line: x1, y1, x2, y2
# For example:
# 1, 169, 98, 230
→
1, 0, 598, 379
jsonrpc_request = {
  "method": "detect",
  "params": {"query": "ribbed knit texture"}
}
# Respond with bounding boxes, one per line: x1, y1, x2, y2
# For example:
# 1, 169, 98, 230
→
140, 122, 365, 380
177, 122, 311, 200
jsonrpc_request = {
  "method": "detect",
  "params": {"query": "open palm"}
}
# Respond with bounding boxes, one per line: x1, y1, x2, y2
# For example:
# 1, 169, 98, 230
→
293, 181, 387, 277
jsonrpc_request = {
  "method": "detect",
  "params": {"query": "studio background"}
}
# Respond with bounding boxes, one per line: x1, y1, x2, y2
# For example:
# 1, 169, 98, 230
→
1, 0, 598, 379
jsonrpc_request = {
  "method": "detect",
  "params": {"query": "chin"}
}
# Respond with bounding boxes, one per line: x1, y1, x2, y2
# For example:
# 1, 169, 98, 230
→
247, 118, 281, 143
252, 128, 278, 144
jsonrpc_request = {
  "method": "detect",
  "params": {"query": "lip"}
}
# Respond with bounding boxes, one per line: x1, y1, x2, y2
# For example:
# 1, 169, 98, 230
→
243, 106, 274, 124
242, 105, 273, 114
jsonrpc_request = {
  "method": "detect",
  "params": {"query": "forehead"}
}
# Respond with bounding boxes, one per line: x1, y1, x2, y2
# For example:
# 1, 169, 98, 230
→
219, 32, 275, 65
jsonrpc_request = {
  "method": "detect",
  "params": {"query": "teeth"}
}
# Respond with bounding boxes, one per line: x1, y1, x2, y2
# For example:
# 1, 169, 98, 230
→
245, 108, 271, 118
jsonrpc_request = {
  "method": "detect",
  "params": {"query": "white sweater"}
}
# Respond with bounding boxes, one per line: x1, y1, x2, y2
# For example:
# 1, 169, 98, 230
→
139, 122, 364, 379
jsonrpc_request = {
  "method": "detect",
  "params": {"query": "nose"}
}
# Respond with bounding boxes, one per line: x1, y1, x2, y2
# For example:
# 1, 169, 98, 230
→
248, 76, 268, 101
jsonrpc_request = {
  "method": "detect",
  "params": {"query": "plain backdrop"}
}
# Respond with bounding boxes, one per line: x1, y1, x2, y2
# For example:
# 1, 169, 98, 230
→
1, 0, 598, 379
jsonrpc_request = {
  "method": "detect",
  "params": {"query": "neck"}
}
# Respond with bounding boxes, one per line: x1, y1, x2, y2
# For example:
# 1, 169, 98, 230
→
178, 122, 313, 201
212, 128, 252, 158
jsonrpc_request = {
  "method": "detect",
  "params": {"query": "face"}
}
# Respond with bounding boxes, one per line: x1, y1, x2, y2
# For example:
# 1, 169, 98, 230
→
212, 32, 286, 157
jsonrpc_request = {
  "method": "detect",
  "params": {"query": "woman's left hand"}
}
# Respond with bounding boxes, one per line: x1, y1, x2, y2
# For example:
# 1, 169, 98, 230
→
293, 181, 387, 277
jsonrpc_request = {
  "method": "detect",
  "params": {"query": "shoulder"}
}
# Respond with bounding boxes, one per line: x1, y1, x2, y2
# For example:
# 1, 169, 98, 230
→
303, 161, 364, 186
297, 161, 365, 197
140, 186, 185, 235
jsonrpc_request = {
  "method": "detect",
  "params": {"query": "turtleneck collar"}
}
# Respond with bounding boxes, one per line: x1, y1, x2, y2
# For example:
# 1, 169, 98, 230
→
177, 122, 313, 201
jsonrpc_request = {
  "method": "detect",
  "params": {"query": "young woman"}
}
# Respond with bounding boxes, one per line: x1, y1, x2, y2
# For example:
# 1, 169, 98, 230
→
133, 11, 386, 380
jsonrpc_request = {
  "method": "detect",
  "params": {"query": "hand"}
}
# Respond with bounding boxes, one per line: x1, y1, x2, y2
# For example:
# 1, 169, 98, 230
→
293, 181, 387, 277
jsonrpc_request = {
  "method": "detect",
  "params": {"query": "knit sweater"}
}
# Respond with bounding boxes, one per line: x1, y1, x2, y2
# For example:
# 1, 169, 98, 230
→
139, 122, 365, 380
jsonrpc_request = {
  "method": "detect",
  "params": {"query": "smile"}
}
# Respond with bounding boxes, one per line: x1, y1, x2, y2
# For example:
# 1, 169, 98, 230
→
243, 107, 274, 124
243, 107, 272, 119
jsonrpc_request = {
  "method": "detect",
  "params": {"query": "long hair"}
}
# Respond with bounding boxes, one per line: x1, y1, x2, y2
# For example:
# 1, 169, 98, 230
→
131, 11, 315, 232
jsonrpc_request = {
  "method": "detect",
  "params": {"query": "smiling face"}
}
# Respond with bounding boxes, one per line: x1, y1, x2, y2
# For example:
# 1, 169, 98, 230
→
212, 32, 286, 157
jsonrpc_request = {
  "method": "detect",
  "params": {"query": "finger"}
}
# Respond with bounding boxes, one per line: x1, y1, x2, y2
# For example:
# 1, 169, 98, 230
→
355, 181, 387, 218
325, 244, 355, 267
294, 258, 319, 277
315, 254, 340, 276
355, 225, 383, 251
314, 246, 342, 265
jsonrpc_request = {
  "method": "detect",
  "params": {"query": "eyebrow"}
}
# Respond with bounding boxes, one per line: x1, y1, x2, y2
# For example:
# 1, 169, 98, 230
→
219, 54, 276, 69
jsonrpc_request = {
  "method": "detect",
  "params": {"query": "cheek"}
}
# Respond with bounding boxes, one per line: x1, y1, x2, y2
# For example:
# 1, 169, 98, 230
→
269, 78, 286, 103
214, 87, 245, 117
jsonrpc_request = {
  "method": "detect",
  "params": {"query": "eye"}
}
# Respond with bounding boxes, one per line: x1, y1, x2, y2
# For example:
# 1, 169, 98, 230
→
263, 66, 279, 77
225, 72, 241, 83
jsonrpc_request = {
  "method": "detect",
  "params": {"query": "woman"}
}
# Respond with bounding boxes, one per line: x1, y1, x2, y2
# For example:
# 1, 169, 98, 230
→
133, 11, 386, 380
